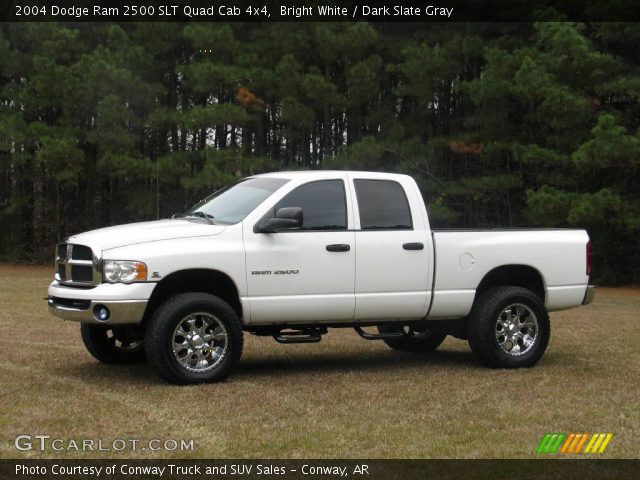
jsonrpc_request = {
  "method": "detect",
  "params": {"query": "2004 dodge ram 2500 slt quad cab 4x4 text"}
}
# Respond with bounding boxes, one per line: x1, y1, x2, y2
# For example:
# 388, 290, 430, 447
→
47, 171, 595, 384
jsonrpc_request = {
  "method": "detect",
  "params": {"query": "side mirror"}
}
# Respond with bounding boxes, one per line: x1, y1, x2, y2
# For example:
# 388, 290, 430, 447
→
256, 207, 303, 233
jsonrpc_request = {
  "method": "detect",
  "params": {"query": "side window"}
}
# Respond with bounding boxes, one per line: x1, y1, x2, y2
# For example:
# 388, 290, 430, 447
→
354, 179, 413, 230
274, 180, 347, 230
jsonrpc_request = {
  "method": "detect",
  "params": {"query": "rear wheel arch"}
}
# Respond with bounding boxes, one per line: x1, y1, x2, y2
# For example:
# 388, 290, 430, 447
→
474, 264, 546, 304
143, 269, 243, 325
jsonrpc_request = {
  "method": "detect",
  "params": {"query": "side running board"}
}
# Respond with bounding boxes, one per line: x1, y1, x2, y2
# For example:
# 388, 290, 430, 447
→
273, 328, 325, 344
354, 326, 404, 340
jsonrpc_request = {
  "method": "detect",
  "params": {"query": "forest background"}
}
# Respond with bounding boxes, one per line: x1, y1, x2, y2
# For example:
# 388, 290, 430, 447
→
1, 20, 639, 283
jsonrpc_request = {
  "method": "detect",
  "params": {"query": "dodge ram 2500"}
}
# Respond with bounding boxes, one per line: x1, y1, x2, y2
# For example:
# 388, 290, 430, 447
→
47, 171, 595, 384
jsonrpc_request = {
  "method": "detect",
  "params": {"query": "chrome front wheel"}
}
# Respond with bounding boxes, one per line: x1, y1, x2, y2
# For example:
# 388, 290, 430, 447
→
146, 293, 243, 384
172, 312, 228, 372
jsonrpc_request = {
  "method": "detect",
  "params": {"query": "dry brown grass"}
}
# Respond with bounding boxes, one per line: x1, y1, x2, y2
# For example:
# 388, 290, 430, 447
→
0, 265, 638, 459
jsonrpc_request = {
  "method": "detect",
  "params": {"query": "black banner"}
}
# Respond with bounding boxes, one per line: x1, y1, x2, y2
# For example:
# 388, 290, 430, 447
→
0, 460, 638, 480
1, 0, 640, 22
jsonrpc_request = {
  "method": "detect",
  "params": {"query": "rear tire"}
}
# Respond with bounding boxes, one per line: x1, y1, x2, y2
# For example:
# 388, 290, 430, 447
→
467, 286, 550, 368
377, 323, 447, 353
145, 293, 243, 384
80, 324, 146, 364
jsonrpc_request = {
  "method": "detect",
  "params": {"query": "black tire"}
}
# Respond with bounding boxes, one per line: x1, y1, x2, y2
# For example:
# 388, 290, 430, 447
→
377, 323, 447, 353
80, 324, 146, 364
145, 293, 243, 385
467, 286, 550, 368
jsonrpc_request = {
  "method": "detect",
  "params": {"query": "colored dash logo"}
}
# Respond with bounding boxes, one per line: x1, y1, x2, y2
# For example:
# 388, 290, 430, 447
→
537, 433, 613, 454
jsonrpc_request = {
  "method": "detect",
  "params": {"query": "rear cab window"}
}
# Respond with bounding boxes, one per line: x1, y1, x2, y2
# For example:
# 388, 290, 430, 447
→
353, 179, 413, 230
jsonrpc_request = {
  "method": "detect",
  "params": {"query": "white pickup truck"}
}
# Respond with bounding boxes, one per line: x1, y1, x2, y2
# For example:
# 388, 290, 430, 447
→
47, 171, 594, 384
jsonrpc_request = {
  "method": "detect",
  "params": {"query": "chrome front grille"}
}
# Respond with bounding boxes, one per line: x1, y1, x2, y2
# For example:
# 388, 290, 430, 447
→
55, 243, 101, 287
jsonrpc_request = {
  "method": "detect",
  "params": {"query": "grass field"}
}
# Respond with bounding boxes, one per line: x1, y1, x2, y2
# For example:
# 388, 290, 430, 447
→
0, 264, 638, 459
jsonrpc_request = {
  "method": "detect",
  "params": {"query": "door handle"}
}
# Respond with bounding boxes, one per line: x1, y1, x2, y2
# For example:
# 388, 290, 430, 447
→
326, 244, 351, 252
403, 242, 424, 250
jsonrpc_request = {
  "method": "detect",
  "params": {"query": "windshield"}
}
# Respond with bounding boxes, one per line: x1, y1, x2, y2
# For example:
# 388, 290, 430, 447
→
181, 177, 289, 225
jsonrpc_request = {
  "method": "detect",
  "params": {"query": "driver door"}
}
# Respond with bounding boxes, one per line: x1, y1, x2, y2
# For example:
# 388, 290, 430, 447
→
243, 178, 356, 324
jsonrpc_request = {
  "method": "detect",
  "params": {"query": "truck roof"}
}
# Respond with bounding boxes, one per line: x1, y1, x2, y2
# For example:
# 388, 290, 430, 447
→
253, 170, 411, 181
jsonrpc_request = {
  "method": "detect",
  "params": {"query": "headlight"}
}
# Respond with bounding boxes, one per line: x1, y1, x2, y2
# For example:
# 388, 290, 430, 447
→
103, 260, 147, 283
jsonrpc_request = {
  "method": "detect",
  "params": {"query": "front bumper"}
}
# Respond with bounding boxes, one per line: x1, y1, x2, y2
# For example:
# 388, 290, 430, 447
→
47, 280, 154, 324
48, 297, 147, 324
582, 285, 596, 305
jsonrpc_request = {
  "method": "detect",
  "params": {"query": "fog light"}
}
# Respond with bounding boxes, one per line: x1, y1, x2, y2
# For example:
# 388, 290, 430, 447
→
94, 305, 110, 322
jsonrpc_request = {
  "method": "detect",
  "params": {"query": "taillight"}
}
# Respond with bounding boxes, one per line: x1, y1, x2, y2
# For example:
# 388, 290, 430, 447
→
586, 240, 591, 276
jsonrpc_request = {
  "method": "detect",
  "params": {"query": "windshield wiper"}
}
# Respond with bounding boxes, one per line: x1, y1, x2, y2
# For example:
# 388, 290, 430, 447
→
174, 211, 216, 225
189, 211, 216, 224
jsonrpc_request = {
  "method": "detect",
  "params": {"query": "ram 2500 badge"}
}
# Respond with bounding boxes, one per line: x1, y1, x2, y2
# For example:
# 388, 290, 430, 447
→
47, 171, 595, 384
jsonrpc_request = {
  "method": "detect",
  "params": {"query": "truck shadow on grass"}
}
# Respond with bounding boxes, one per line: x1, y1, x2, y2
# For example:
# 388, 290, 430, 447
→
56, 349, 491, 385
235, 349, 481, 377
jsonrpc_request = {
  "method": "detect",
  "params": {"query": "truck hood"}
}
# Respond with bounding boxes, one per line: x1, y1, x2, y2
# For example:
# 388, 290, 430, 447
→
67, 219, 226, 251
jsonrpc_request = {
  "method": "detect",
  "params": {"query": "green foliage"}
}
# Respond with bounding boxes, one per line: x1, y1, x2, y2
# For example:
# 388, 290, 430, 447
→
37, 135, 85, 184
280, 96, 314, 131
0, 22, 639, 283
573, 114, 640, 170
184, 105, 250, 129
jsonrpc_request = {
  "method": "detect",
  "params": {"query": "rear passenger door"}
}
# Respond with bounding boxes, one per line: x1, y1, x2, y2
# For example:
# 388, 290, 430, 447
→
350, 176, 431, 320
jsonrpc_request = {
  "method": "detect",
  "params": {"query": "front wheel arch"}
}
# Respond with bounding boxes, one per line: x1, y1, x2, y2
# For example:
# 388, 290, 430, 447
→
143, 269, 243, 324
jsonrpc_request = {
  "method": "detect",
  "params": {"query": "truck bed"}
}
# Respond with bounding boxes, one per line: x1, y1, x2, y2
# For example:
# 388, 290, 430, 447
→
427, 229, 590, 319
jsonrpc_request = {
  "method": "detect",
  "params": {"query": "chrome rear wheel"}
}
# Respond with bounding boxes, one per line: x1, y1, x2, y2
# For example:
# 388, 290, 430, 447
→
467, 286, 550, 368
495, 304, 538, 356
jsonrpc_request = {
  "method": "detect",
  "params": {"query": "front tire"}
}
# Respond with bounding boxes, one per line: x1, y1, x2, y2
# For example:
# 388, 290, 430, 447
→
377, 323, 447, 353
145, 293, 243, 384
467, 286, 550, 368
80, 324, 146, 364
